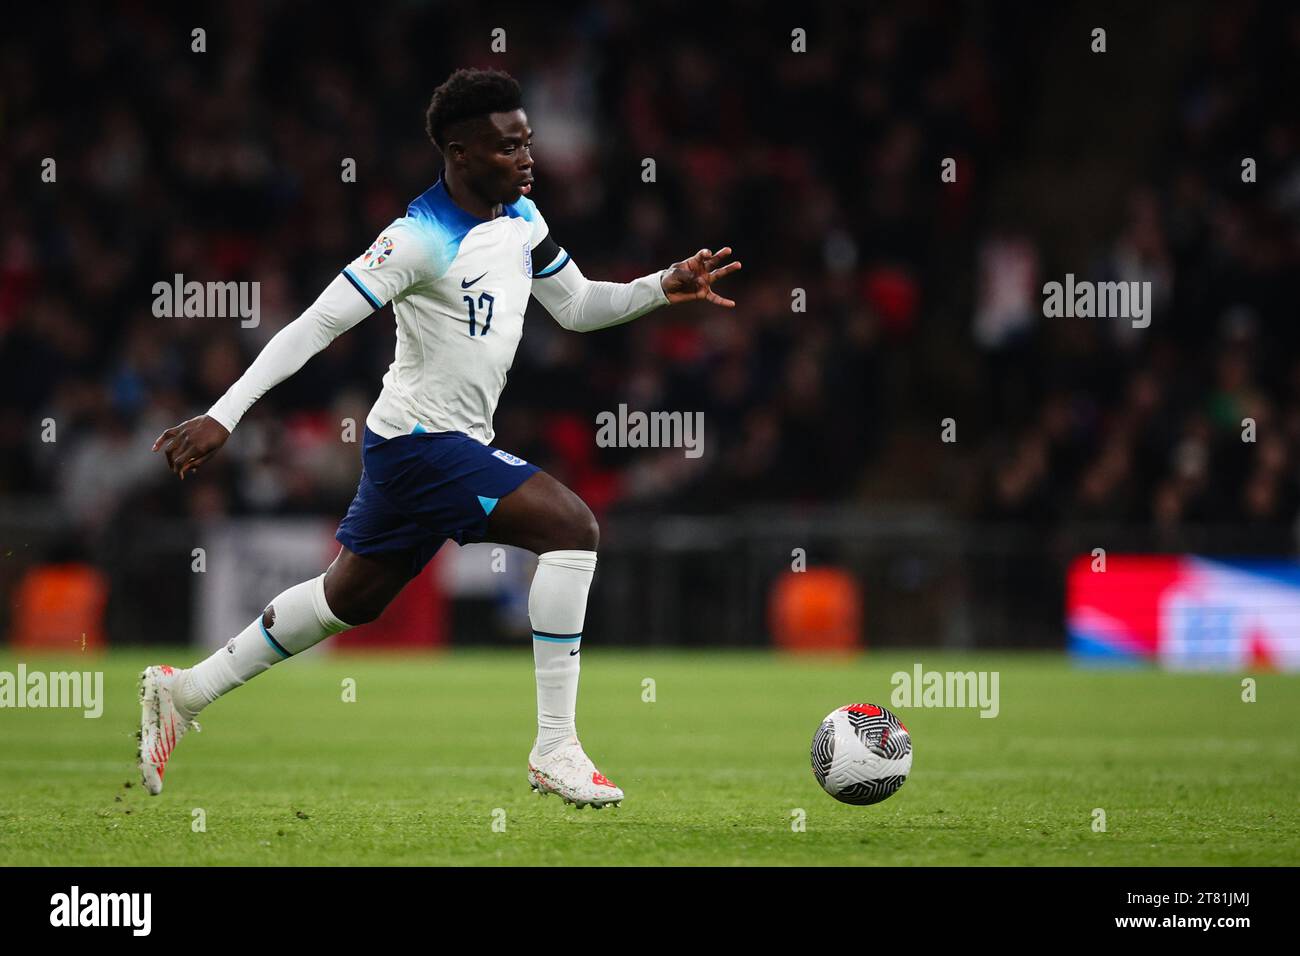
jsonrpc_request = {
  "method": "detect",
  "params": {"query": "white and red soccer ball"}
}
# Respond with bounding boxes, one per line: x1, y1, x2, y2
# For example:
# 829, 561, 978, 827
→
811, 703, 912, 805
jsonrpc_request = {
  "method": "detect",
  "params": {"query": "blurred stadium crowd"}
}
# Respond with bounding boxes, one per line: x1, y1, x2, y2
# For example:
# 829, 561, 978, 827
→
971, 3, 1300, 554
0, 1, 1297, 554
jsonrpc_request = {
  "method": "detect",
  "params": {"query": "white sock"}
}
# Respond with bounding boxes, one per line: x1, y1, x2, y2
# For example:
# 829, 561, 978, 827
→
530, 549, 596, 757
176, 573, 352, 719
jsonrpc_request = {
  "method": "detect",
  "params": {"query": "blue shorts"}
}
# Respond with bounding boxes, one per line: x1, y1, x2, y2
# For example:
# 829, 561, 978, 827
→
335, 425, 540, 580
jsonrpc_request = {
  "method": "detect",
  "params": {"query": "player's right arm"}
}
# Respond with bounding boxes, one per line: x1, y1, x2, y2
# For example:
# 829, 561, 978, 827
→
153, 225, 431, 479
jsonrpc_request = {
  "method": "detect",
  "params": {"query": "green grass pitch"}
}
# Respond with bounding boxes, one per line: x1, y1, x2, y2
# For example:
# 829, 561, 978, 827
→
0, 649, 1296, 866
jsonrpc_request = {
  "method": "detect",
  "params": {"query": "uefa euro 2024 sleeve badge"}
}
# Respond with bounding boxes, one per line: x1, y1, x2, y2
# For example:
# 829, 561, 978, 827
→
363, 236, 394, 268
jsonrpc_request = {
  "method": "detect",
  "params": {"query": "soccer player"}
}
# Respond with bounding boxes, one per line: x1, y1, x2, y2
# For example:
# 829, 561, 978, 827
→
141, 68, 740, 807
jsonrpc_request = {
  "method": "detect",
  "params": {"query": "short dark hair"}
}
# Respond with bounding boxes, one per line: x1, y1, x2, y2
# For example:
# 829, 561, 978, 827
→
425, 68, 523, 151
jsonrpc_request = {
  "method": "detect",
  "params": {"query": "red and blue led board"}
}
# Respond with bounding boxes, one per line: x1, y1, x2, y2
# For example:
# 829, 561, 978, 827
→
1067, 555, 1300, 670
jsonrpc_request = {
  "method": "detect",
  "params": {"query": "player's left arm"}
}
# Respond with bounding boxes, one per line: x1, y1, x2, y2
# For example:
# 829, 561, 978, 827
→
656, 246, 742, 307
530, 229, 741, 332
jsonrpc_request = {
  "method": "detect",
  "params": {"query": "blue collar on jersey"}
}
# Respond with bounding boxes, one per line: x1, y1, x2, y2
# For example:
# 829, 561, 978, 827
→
407, 176, 529, 231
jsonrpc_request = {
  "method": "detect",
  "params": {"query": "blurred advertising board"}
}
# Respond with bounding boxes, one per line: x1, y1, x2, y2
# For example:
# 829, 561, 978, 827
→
1068, 555, 1300, 670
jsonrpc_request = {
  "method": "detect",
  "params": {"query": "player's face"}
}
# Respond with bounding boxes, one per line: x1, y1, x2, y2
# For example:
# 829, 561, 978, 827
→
466, 109, 534, 205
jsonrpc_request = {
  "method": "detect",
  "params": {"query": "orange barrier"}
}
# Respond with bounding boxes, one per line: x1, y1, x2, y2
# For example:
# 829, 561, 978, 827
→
769, 567, 863, 651
8, 563, 109, 651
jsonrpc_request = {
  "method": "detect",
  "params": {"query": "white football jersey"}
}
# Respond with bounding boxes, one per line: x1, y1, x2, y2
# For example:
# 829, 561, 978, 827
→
205, 176, 668, 445
342, 177, 565, 444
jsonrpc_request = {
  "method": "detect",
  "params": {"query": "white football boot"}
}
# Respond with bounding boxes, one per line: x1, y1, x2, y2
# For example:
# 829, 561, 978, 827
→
138, 665, 200, 795
527, 735, 624, 808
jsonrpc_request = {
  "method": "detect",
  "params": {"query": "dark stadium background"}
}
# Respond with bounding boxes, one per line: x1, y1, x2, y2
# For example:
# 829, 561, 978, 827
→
1, 0, 1297, 649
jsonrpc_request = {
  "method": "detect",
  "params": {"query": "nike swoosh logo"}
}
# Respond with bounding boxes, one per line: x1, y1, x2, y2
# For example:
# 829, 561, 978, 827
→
569, 649, 580, 656
461, 272, 488, 288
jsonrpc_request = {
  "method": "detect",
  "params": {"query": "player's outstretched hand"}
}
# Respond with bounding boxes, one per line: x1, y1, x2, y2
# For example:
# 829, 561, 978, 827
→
152, 415, 230, 480
660, 247, 742, 308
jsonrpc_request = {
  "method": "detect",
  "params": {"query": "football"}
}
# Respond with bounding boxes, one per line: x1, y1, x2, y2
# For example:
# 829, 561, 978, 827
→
811, 703, 913, 805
